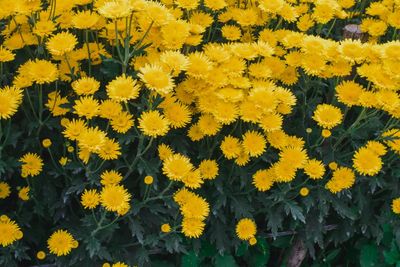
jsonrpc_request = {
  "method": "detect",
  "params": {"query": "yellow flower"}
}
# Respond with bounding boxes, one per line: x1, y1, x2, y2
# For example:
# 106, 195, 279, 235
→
36, 251, 46, 260
180, 195, 209, 219
198, 114, 221, 136
138, 110, 170, 137
300, 187, 309, 197
161, 223, 171, 233
274, 161, 297, 182
236, 218, 257, 241
33, 20, 56, 37
0, 46, 15, 62
313, 104, 343, 129
97, 138, 122, 161
392, 198, 400, 214
72, 77, 100, 96
0, 86, 23, 119
353, 146, 383, 176
46, 32, 77, 56
99, 100, 123, 120
221, 25, 242, 41
326, 167, 356, 194
59, 157, 68, 166
163, 102, 192, 129
77, 127, 106, 153
335, 81, 363, 107
0, 215, 23, 247
144, 175, 154, 185
322, 129, 331, 138
63, 119, 87, 141
252, 168, 275, 192
175, 0, 199, 10
220, 135, 242, 159
303, 159, 325, 179
42, 139, 52, 148
110, 111, 134, 134
181, 217, 205, 238
81, 189, 100, 209
162, 154, 193, 181
73, 96, 100, 119
47, 230, 78, 256
138, 64, 175, 95
382, 129, 400, 154
72, 10, 100, 29
158, 144, 174, 161
249, 237, 257, 246
106, 74, 141, 102
18, 186, 30, 201
279, 147, 308, 169
98, 0, 133, 19
241, 131, 267, 157
0, 182, 11, 199
28, 60, 59, 84
101, 170, 123, 186
328, 162, 338, 170
45, 91, 70, 116
198, 159, 219, 180
100, 184, 131, 213
20, 153, 43, 177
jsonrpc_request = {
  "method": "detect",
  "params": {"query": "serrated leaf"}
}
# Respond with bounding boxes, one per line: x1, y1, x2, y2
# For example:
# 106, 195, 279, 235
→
181, 250, 199, 267
360, 244, 378, 267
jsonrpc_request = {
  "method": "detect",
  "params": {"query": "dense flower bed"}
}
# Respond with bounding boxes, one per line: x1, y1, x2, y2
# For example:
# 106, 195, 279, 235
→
0, 0, 400, 266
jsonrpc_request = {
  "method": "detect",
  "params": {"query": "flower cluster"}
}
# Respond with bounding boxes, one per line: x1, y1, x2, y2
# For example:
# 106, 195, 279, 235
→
0, 0, 399, 266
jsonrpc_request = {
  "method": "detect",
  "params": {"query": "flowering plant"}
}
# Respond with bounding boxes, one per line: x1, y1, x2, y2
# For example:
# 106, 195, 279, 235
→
0, 0, 400, 266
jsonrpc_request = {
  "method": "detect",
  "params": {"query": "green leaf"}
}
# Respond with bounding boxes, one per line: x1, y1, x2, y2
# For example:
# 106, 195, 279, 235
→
181, 250, 200, 267
325, 248, 340, 262
284, 201, 305, 223
360, 244, 378, 267
215, 254, 238, 267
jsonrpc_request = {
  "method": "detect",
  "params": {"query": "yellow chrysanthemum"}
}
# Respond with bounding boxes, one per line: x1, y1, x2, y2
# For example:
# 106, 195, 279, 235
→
63, 119, 87, 141
0, 86, 23, 119
312, 104, 343, 129
138, 64, 175, 95
73, 96, 100, 119
97, 0, 133, 19
47, 230, 78, 256
303, 159, 325, 179
97, 138, 122, 161
72, 77, 100, 95
182, 169, 204, 189
279, 147, 308, 169
236, 218, 257, 241
20, 153, 43, 177
198, 159, 219, 180
163, 102, 192, 128
100, 170, 123, 186
100, 184, 131, 213
28, 60, 59, 84
106, 74, 141, 102
335, 81, 363, 107
46, 32, 77, 56
326, 167, 356, 194
181, 217, 205, 238
138, 110, 170, 137
392, 198, 400, 214
163, 154, 193, 181
0, 182, 11, 199
18, 186, 30, 201
353, 147, 383, 176
241, 131, 267, 157
110, 111, 134, 134
0, 46, 15, 62
72, 10, 100, 29
180, 195, 209, 219
81, 189, 100, 209
220, 135, 242, 159
0, 215, 23, 247
158, 144, 174, 161
252, 168, 275, 192
77, 127, 106, 153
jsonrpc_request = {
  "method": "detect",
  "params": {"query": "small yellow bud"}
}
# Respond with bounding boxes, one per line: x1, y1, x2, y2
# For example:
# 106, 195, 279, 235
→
37, 251, 46, 260
42, 139, 52, 148
300, 187, 309, 197
328, 162, 338, 170
161, 223, 171, 233
306, 128, 312, 133
144, 175, 154, 185
249, 237, 257, 245
322, 129, 331, 138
